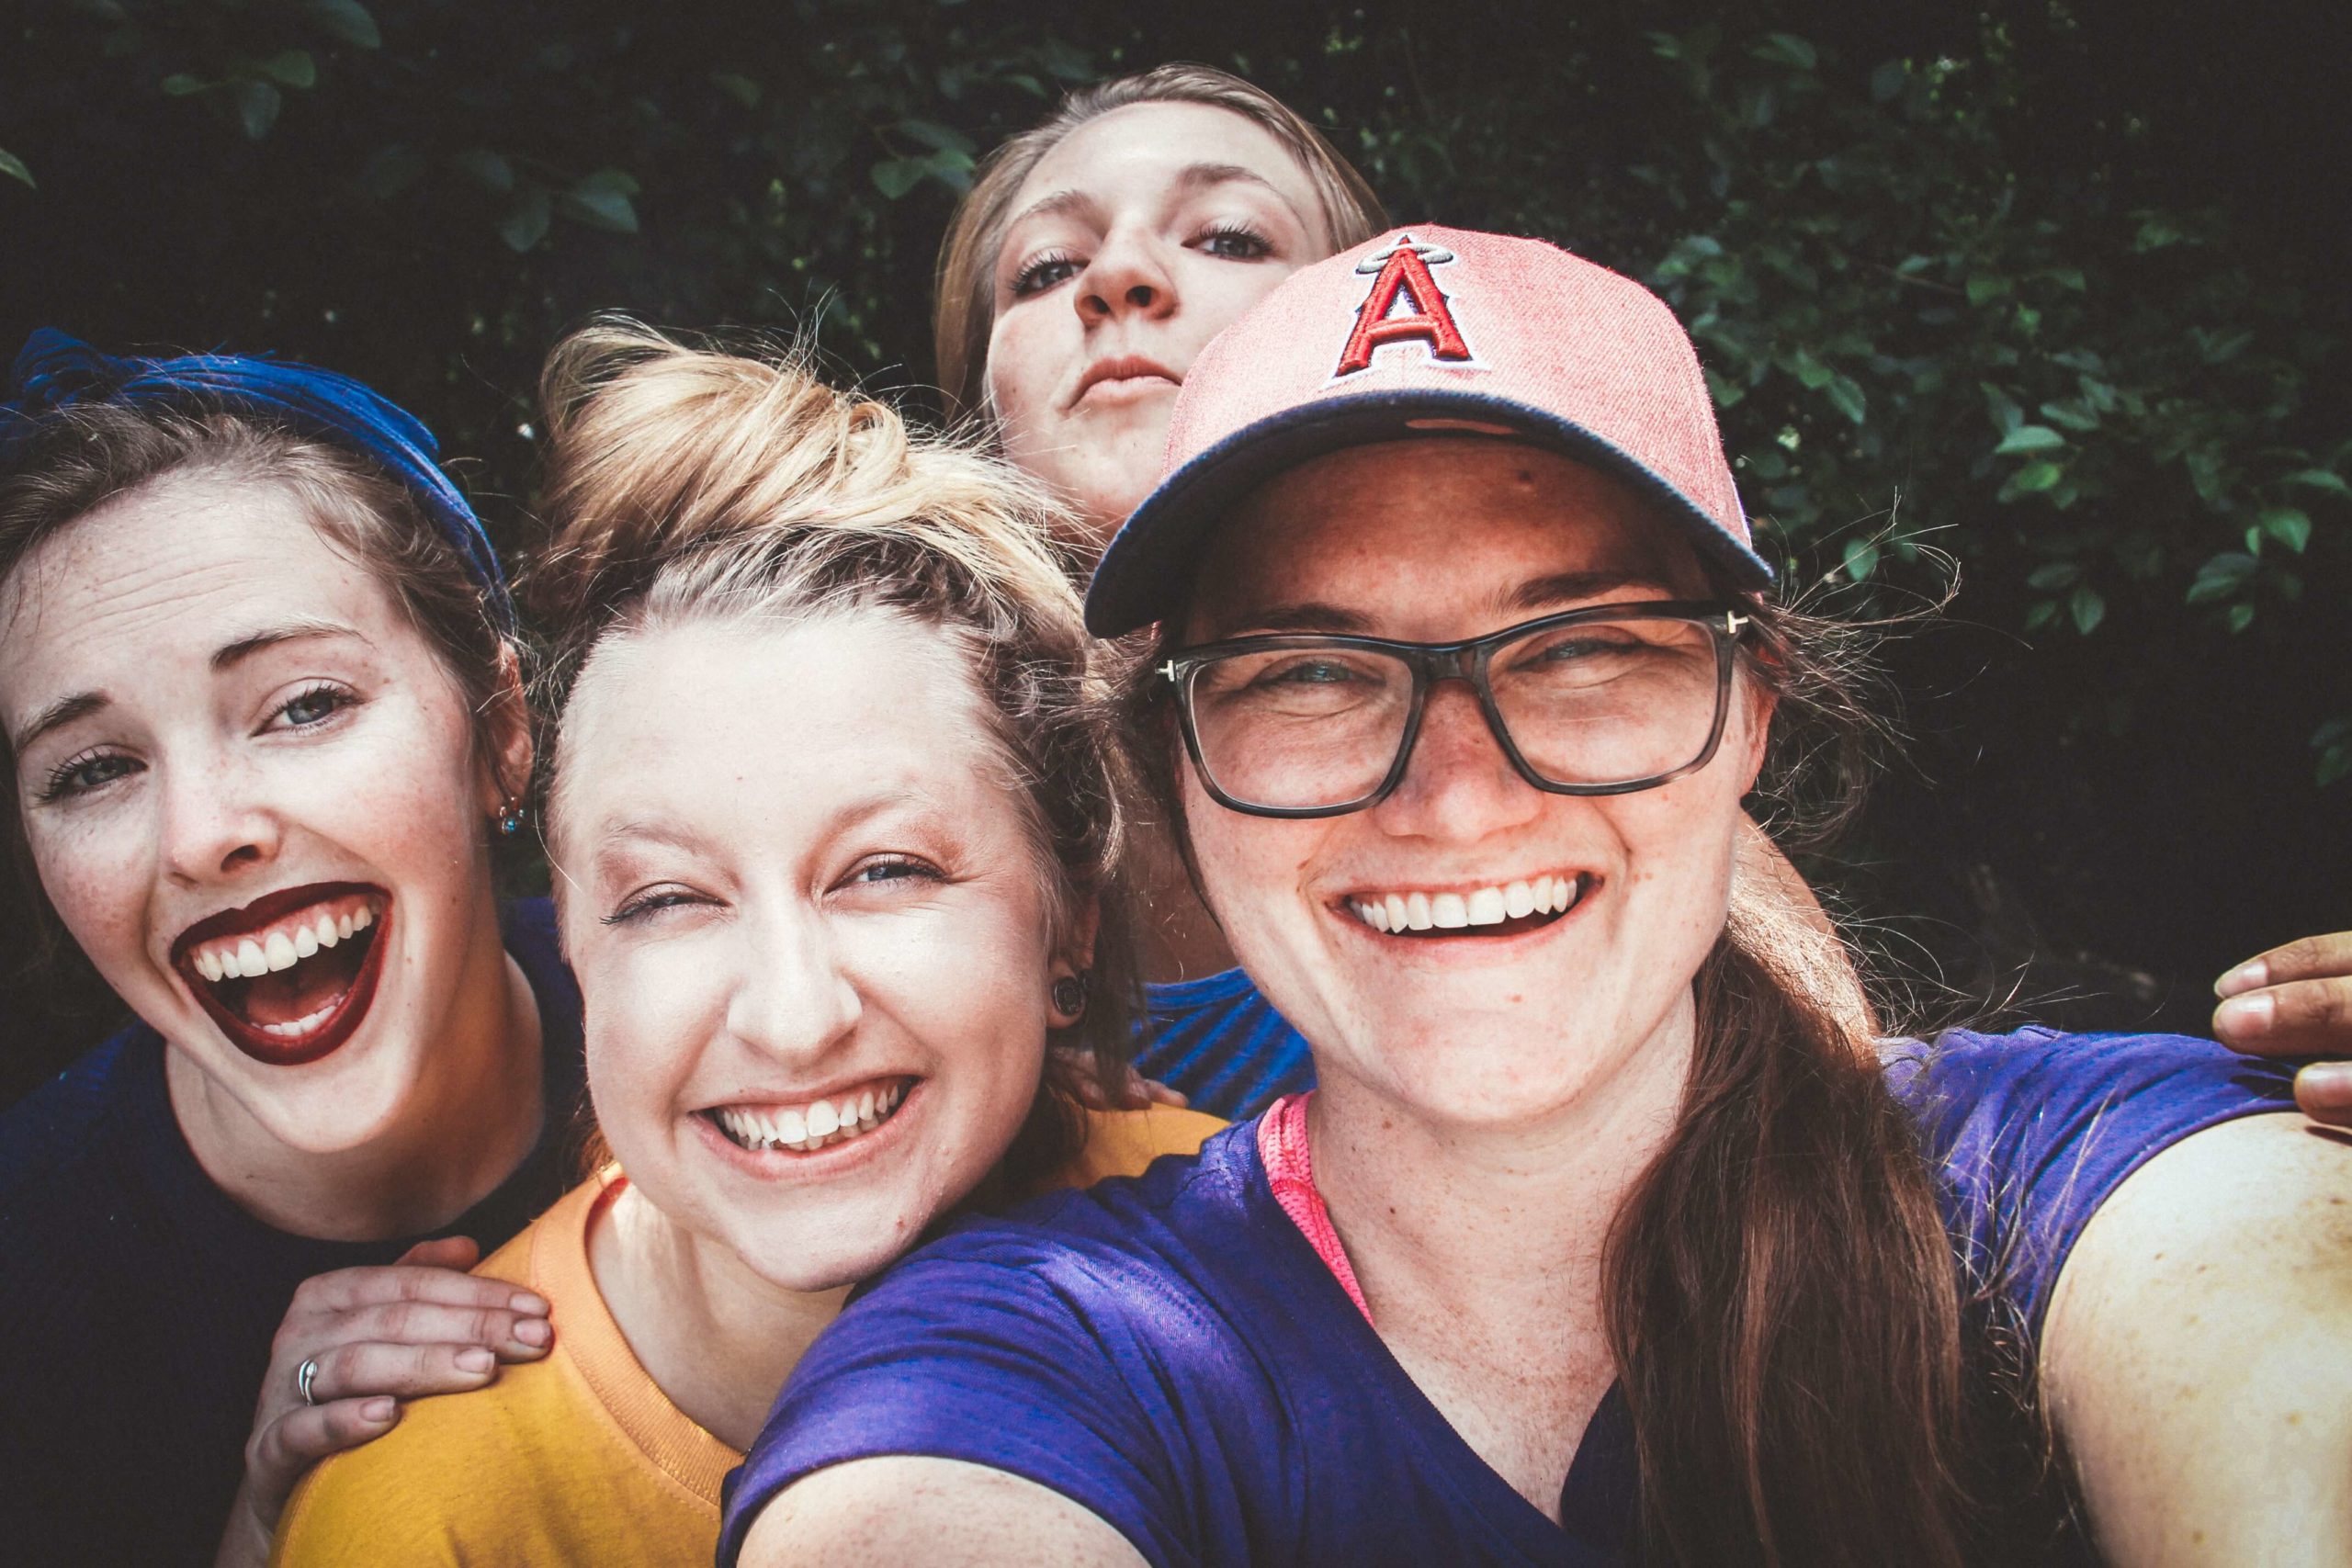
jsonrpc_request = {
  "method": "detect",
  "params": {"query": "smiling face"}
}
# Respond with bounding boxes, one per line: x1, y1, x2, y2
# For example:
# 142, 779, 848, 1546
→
1174, 440, 1770, 1128
551, 610, 1067, 1294
986, 101, 1334, 542
0, 471, 514, 1149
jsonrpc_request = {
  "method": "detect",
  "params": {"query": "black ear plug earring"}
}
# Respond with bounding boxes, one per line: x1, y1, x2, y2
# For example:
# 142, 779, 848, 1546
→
1052, 973, 1089, 1021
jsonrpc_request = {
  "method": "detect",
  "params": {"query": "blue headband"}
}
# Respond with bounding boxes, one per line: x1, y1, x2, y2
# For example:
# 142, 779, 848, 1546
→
2, 329, 513, 626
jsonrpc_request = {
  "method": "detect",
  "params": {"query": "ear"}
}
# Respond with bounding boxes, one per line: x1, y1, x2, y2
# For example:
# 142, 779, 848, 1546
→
478, 640, 536, 814
1060, 897, 1102, 976
1735, 676, 1778, 796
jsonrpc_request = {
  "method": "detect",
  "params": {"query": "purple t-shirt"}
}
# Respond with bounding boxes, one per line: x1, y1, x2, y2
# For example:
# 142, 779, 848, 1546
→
718, 1029, 2297, 1566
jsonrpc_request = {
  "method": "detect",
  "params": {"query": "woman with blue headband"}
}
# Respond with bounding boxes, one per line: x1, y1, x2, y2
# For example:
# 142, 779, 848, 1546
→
0, 333, 576, 1566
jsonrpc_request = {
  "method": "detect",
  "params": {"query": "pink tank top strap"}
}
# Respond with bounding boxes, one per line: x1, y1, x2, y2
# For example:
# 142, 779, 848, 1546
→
1255, 1092, 1374, 1325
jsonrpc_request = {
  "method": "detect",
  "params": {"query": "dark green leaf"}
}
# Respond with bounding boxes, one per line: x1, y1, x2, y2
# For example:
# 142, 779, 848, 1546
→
2023, 599, 2059, 633
497, 184, 551, 253
2026, 561, 2080, 591
1869, 59, 1906, 102
561, 172, 639, 233
1750, 33, 1817, 70
302, 0, 382, 49
870, 158, 926, 199
1826, 376, 1867, 424
2259, 506, 2312, 554
232, 80, 281, 140
1996, 424, 2065, 456
1965, 274, 2010, 306
2008, 460, 2064, 493
2069, 585, 2106, 636
258, 50, 317, 89
2283, 468, 2352, 500
160, 73, 209, 96
451, 150, 514, 196
711, 73, 761, 108
2185, 552, 2259, 604
2227, 602, 2256, 634
0, 149, 31, 189
1842, 536, 1880, 581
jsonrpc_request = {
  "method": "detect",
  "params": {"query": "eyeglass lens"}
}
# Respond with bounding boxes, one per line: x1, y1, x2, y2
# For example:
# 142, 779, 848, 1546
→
1185, 615, 1724, 811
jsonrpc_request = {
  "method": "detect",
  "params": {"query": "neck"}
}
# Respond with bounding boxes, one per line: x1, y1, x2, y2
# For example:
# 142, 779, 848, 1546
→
1306, 994, 1695, 1516
592, 1183, 848, 1450
169, 890, 547, 1241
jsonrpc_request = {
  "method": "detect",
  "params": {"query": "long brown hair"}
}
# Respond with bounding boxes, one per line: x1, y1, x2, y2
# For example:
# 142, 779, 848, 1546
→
932, 63, 1388, 423
1113, 585, 2046, 1564
526, 319, 1141, 1188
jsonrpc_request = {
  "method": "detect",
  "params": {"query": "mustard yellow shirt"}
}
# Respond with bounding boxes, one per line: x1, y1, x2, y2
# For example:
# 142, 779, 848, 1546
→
270, 1105, 1224, 1566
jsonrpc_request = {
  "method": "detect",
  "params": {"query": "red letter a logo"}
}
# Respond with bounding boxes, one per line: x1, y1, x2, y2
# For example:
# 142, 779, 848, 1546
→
1333, 236, 1474, 377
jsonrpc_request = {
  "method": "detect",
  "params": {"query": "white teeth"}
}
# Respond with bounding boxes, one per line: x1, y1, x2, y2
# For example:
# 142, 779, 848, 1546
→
351, 906, 373, 934
236, 940, 267, 976
314, 914, 340, 949
1349, 876, 1583, 933
263, 932, 299, 972
195, 949, 224, 983
711, 1082, 910, 1154
338, 914, 355, 940
293, 926, 319, 959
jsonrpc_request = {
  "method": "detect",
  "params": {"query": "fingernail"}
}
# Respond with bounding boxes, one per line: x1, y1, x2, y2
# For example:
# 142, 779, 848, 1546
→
514, 1318, 551, 1348
2216, 959, 2268, 998
2298, 1062, 2352, 1106
457, 1347, 494, 1373
510, 1292, 548, 1315
362, 1398, 397, 1422
2214, 992, 2275, 1036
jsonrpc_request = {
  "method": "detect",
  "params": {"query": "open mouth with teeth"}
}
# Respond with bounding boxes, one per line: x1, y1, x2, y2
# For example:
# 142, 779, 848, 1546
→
1346, 874, 1589, 938
172, 883, 390, 1066
703, 1077, 912, 1156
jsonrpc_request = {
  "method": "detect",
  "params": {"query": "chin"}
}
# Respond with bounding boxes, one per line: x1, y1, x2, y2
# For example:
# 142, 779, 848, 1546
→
726, 1206, 926, 1295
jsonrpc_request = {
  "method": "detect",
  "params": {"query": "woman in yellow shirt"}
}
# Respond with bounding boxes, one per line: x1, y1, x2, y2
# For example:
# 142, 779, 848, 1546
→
270, 323, 1219, 1565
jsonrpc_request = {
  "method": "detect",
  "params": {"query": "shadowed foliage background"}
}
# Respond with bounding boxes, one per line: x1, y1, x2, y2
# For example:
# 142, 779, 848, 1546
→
3, 0, 2346, 1105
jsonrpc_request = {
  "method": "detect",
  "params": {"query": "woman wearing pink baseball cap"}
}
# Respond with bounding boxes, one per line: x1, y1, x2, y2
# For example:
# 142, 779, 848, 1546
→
722, 228, 2351, 1566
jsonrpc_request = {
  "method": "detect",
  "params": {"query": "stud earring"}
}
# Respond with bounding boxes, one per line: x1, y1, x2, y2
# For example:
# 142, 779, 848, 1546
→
1051, 973, 1088, 1022
496, 797, 526, 837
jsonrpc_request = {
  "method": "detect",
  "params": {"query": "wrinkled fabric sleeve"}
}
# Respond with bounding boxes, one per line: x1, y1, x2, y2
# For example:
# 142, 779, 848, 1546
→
1886, 1027, 2301, 1337
716, 1229, 1194, 1568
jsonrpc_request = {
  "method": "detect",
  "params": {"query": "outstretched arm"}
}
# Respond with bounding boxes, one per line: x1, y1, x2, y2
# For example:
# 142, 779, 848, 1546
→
739, 1457, 1148, 1568
2041, 1112, 2352, 1565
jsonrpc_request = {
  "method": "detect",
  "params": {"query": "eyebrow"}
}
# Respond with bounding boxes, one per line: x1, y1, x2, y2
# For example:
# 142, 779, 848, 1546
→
1003, 162, 1307, 245
9, 692, 107, 757
1210, 573, 1661, 640
211, 617, 367, 671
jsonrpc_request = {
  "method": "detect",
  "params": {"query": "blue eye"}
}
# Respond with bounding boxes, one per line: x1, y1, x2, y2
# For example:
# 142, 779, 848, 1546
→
1012, 252, 1082, 297
277, 684, 350, 728
1198, 223, 1272, 261
1260, 659, 1364, 686
40, 750, 139, 803
851, 857, 939, 886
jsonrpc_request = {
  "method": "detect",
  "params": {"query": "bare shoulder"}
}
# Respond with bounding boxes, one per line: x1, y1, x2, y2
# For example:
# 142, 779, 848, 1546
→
2042, 1111, 2352, 1565
737, 1456, 1148, 1568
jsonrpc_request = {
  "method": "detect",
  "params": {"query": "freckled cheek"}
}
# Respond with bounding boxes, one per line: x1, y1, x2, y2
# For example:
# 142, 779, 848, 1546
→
31, 825, 161, 980
986, 316, 1063, 445
582, 949, 726, 1156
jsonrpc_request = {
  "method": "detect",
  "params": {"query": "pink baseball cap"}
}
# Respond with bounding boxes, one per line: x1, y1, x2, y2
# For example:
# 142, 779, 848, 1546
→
1084, 224, 1773, 637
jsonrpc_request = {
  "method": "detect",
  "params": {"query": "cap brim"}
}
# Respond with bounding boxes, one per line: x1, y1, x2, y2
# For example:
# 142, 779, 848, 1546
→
1084, 388, 1775, 637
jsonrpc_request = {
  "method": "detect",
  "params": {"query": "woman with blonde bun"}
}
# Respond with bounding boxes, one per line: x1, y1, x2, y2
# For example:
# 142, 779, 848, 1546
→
268, 323, 1218, 1565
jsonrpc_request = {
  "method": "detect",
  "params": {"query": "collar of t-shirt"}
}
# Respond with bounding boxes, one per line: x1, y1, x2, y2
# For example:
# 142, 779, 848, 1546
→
1255, 1090, 1639, 1549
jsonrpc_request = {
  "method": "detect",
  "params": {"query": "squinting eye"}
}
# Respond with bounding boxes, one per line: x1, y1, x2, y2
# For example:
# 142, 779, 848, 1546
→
851, 858, 938, 886
1260, 660, 1365, 686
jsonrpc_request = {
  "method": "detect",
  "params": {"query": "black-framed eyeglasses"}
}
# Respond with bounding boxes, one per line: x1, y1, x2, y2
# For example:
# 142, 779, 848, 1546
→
1158, 601, 1749, 818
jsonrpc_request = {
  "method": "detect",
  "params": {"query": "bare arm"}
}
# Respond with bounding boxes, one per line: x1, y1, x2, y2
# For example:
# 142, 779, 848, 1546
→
2041, 1112, 2352, 1565
738, 1457, 1148, 1568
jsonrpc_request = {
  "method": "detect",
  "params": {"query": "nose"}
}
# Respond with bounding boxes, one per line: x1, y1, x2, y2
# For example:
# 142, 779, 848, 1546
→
1371, 681, 1547, 842
1076, 222, 1179, 325
157, 755, 282, 886
723, 903, 863, 1066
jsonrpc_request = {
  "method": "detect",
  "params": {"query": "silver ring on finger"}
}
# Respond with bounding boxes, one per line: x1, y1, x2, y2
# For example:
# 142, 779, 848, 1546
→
296, 1356, 320, 1406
